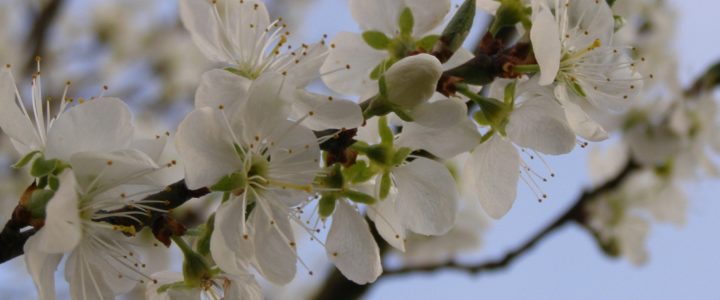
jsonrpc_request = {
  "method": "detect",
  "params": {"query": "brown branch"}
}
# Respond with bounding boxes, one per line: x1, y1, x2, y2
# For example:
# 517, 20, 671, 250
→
311, 161, 639, 300
0, 179, 209, 264
24, 0, 65, 73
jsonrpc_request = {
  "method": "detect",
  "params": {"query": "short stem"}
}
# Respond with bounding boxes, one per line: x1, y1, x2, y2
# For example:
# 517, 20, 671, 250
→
513, 64, 540, 73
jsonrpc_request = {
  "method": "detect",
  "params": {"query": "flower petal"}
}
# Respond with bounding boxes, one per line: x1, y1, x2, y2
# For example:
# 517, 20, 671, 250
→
385, 54, 442, 109
410, 98, 467, 129
34, 170, 81, 253
224, 274, 263, 300
65, 250, 116, 300
507, 96, 576, 155
367, 192, 406, 251
406, 0, 452, 36
69, 149, 161, 192
393, 157, 458, 235
292, 90, 363, 131
212, 197, 255, 276
238, 72, 292, 141
348, 0, 404, 35
0, 69, 42, 154
471, 136, 519, 219
146, 271, 200, 300
24, 235, 62, 300
195, 69, 252, 110
555, 85, 608, 141
397, 118, 480, 159
326, 200, 382, 284
320, 32, 385, 96
530, 1, 561, 86
252, 202, 297, 285
46, 97, 134, 161
175, 107, 242, 189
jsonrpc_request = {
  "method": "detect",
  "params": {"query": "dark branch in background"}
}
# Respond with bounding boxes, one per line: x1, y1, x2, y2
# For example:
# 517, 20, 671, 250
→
0, 180, 209, 264
310, 161, 638, 300
24, 0, 64, 74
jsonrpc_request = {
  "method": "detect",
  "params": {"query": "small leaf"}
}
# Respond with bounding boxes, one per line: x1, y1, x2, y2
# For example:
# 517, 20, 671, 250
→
343, 190, 376, 205
398, 7, 415, 36
434, 0, 476, 62
362, 31, 391, 50
12, 151, 40, 169
210, 172, 247, 192
319, 194, 338, 218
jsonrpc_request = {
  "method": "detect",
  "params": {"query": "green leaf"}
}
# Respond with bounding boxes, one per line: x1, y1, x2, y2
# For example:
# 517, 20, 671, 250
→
379, 171, 391, 200
319, 194, 337, 218
343, 190, 376, 205
210, 172, 247, 192
28, 189, 55, 218
30, 156, 58, 178
12, 151, 40, 169
362, 31, 391, 50
416, 35, 439, 51
436, 0, 475, 59
398, 7, 415, 36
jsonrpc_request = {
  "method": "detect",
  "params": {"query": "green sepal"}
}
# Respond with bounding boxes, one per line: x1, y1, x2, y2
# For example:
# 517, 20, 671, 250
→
210, 172, 246, 192
416, 35, 439, 52
343, 190, 377, 205
475, 96, 511, 135
362, 31, 391, 50
378, 116, 394, 147
392, 147, 412, 166
343, 160, 377, 184
321, 164, 345, 189
318, 193, 337, 218
28, 189, 55, 218
366, 145, 392, 166
173, 236, 212, 287
379, 171, 392, 200
12, 151, 40, 169
504, 80, 517, 105
30, 156, 60, 178
398, 7, 415, 37
349, 141, 371, 154
48, 175, 60, 191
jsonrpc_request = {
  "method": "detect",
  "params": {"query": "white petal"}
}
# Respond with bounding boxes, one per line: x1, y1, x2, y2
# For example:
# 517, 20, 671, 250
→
348, 0, 405, 35
131, 135, 167, 164
410, 98, 467, 129
282, 43, 328, 88
146, 271, 200, 300
0, 69, 42, 154
397, 119, 480, 159
24, 236, 62, 300
320, 32, 385, 96
46, 97, 134, 161
648, 184, 687, 226
292, 90, 363, 131
252, 202, 297, 285
65, 250, 116, 300
385, 54, 443, 109
326, 200, 382, 284
406, 0, 452, 36
507, 97, 576, 155
530, 1, 561, 86
179, 0, 236, 63
443, 48, 474, 71
367, 192, 406, 251
563, 0, 615, 49
265, 119, 321, 187
212, 198, 255, 275
224, 274, 263, 300
617, 216, 649, 266
175, 107, 242, 189
471, 136, 519, 219
195, 69, 252, 110
238, 72, 292, 141
555, 85, 608, 141
69, 149, 161, 192
393, 157, 458, 235
34, 170, 81, 253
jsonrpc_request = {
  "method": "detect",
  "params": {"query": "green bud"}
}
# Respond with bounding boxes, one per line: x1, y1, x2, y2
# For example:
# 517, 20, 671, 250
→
490, 0, 530, 36
28, 189, 55, 218
363, 31, 391, 50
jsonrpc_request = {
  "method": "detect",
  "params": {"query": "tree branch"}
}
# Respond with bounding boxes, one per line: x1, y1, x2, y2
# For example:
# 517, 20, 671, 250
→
0, 179, 209, 264
24, 0, 64, 73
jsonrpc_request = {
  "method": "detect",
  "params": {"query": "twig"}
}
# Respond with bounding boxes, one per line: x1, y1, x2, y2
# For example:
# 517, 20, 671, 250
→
24, 0, 65, 74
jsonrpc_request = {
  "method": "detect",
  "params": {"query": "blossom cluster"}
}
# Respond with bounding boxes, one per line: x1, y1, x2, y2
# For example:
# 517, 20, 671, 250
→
0, 0, 712, 299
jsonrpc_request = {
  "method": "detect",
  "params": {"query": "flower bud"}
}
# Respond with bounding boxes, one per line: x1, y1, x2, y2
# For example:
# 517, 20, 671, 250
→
384, 54, 443, 109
